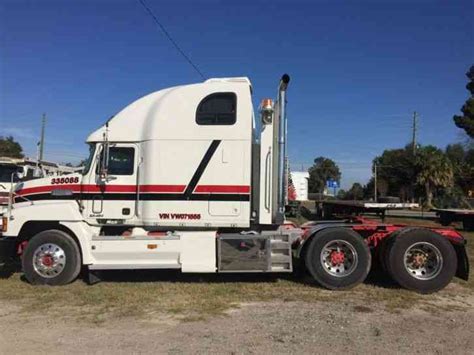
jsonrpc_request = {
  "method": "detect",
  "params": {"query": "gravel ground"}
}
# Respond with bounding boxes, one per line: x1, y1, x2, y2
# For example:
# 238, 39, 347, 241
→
1, 291, 473, 355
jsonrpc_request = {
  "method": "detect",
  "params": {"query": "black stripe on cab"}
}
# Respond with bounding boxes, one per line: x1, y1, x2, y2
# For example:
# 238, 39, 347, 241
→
183, 140, 221, 199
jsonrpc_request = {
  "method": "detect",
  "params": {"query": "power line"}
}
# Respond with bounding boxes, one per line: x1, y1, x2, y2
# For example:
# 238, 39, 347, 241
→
137, 0, 206, 80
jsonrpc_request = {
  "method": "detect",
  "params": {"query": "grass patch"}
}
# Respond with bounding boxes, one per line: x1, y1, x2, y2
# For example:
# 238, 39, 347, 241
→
0, 273, 335, 322
0, 217, 472, 323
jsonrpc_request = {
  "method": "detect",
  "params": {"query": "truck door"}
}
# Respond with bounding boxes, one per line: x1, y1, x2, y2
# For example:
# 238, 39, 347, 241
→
85, 144, 138, 221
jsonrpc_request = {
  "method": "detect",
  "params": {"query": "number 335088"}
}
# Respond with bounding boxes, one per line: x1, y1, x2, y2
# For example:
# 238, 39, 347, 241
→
51, 177, 79, 184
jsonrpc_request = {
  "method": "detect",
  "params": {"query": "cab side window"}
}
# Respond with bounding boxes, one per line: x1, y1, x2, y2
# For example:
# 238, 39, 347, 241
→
97, 147, 135, 175
196, 93, 237, 125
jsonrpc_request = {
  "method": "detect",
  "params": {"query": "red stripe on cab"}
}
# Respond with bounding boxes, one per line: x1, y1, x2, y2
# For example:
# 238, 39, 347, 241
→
194, 185, 250, 193
16, 184, 250, 196
139, 185, 186, 193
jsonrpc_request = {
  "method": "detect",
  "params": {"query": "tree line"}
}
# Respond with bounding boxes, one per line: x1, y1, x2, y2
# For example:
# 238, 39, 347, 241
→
308, 64, 474, 208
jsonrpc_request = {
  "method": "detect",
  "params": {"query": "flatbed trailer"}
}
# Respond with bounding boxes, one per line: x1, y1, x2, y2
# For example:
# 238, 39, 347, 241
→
432, 208, 474, 231
316, 200, 419, 220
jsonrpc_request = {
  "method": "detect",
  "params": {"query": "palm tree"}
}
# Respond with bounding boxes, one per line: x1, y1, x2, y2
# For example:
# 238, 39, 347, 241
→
416, 146, 454, 208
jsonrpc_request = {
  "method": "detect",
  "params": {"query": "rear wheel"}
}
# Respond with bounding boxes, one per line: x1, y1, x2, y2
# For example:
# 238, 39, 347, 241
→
22, 230, 81, 286
386, 228, 457, 294
304, 228, 371, 290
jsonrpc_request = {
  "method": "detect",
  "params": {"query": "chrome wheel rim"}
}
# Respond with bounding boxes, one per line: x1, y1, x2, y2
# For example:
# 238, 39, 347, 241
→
33, 243, 66, 278
320, 240, 358, 277
403, 242, 443, 280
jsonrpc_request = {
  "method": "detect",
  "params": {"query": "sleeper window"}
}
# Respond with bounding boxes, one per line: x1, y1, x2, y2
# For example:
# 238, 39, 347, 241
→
196, 93, 237, 125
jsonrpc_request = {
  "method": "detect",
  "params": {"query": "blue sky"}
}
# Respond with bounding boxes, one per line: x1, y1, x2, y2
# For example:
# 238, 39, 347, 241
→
1, 0, 473, 188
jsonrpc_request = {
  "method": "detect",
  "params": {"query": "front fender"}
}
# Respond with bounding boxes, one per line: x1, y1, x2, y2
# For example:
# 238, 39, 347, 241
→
4, 200, 83, 237
60, 221, 99, 264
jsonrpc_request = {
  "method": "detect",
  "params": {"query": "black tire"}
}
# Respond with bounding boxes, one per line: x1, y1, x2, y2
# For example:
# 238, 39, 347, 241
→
304, 228, 371, 290
386, 228, 457, 294
22, 230, 81, 286
376, 231, 400, 275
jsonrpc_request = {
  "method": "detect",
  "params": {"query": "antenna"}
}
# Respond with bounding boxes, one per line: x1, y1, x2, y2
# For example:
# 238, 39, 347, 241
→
39, 113, 46, 162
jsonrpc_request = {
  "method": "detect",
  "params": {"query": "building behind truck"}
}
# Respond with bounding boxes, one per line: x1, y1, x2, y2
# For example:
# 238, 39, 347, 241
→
0, 75, 469, 294
291, 171, 309, 201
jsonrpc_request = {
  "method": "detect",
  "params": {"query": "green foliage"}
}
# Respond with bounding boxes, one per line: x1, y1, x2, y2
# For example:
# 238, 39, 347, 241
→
346, 183, 365, 200
307, 157, 341, 193
434, 186, 470, 209
445, 143, 465, 165
338, 183, 365, 200
373, 145, 415, 200
445, 143, 474, 198
336, 189, 347, 199
373, 144, 463, 207
453, 65, 474, 138
0, 136, 24, 158
415, 145, 454, 208
363, 178, 375, 200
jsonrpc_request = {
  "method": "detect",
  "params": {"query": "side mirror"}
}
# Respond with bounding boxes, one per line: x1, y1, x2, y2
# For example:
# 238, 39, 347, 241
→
13, 167, 25, 182
98, 143, 110, 183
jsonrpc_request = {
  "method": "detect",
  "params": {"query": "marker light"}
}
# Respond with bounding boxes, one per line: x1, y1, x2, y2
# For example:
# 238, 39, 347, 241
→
1, 216, 7, 233
260, 98, 274, 125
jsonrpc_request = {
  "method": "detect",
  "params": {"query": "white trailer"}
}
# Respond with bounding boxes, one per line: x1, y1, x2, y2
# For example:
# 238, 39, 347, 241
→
0, 75, 469, 293
291, 171, 309, 201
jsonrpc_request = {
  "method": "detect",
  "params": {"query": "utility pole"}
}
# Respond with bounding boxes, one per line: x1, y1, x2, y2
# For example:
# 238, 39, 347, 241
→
39, 113, 46, 162
412, 111, 417, 155
374, 164, 377, 202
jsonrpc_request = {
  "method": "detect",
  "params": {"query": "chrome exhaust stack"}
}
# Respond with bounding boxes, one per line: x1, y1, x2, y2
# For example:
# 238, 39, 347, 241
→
277, 74, 290, 220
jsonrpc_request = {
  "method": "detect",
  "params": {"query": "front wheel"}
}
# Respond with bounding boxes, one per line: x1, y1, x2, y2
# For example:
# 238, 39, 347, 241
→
22, 230, 81, 286
304, 228, 371, 290
386, 228, 457, 294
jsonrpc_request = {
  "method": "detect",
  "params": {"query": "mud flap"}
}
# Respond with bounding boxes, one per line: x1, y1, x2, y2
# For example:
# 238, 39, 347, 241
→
453, 244, 470, 281
86, 268, 102, 285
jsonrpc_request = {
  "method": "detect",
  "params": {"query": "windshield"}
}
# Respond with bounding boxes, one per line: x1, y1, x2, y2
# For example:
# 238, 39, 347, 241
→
82, 144, 96, 175
0, 164, 20, 183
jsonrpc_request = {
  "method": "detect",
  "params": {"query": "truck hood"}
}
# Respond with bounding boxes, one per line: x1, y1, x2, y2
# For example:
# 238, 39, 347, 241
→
14, 174, 82, 202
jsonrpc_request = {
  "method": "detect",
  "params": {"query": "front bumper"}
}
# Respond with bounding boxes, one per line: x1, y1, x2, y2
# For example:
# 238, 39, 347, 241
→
0, 237, 17, 265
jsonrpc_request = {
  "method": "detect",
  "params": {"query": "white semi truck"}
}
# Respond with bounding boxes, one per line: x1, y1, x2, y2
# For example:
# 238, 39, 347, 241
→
0, 75, 469, 293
